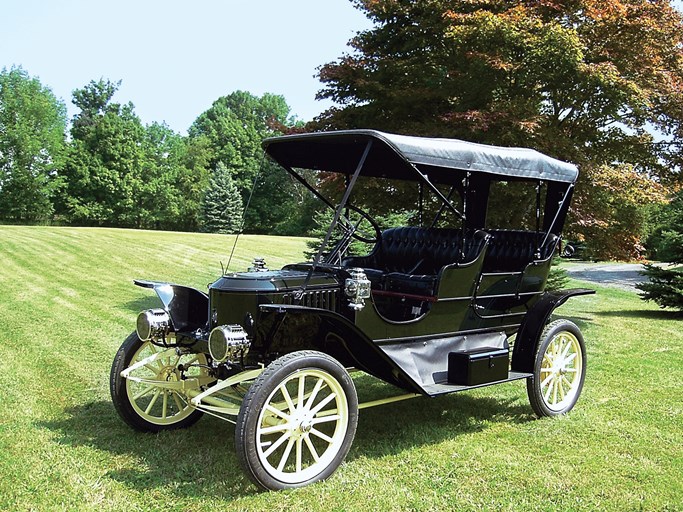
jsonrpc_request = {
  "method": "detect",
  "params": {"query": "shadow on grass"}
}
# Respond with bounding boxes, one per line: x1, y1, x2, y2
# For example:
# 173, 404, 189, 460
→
594, 309, 682, 320
120, 296, 159, 314
39, 389, 534, 498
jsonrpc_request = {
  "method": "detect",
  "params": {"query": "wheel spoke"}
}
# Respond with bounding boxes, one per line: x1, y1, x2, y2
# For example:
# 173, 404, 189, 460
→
295, 438, 303, 473
172, 391, 185, 412
310, 427, 333, 444
262, 430, 291, 459
276, 437, 296, 472
145, 389, 161, 414
557, 379, 566, 401
543, 378, 554, 402
162, 391, 168, 419
561, 339, 572, 359
304, 435, 320, 462
564, 353, 577, 364
309, 392, 337, 416
312, 414, 341, 425
132, 384, 155, 401
561, 375, 574, 390
297, 374, 306, 410
265, 404, 291, 421
143, 363, 159, 374
304, 378, 325, 413
540, 372, 554, 388
259, 423, 291, 435
552, 378, 559, 405
279, 383, 296, 413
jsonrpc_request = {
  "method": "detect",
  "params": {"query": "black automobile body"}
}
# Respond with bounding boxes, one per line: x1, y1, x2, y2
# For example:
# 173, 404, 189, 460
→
111, 130, 594, 490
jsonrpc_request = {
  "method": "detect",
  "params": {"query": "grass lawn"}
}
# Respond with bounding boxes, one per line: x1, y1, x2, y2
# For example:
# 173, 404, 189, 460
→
1, 226, 681, 511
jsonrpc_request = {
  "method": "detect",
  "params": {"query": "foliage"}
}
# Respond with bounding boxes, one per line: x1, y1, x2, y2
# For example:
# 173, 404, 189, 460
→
141, 123, 210, 231
637, 263, 683, 311
545, 256, 569, 291
638, 189, 683, 310
58, 79, 210, 230
304, 207, 415, 261
0, 66, 66, 221
644, 189, 683, 264
201, 162, 243, 234
190, 91, 310, 234
569, 164, 666, 260
58, 79, 149, 226
315, 0, 683, 258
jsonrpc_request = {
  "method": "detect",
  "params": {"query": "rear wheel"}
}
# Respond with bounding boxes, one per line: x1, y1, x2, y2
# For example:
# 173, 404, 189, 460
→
110, 332, 208, 432
235, 351, 358, 490
527, 319, 586, 417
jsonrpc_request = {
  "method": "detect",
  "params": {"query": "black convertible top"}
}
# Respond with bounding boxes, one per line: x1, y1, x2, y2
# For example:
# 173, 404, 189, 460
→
263, 129, 578, 184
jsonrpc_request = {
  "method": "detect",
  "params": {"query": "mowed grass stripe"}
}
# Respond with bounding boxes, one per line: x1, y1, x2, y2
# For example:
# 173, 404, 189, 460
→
0, 226, 681, 511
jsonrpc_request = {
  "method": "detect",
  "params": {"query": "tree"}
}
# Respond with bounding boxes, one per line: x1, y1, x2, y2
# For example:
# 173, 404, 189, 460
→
59, 79, 147, 226
189, 91, 306, 233
637, 190, 683, 311
140, 122, 211, 231
315, 0, 683, 257
569, 164, 666, 260
201, 162, 243, 234
0, 66, 66, 222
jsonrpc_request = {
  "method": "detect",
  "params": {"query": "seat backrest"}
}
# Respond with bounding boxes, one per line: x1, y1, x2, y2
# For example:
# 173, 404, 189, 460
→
345, 227, 488, 275
483, 230, 558, 272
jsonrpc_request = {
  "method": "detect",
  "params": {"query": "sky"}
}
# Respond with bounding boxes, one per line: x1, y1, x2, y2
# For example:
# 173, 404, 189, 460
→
3, 1, 683, 135
1, 0, 372, 133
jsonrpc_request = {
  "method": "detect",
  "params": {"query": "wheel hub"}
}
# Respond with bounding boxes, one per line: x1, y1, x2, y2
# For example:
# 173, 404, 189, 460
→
299, 419, 313, 433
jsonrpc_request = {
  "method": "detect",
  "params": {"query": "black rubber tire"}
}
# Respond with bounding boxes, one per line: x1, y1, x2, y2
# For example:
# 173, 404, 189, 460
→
527, 319, 587, 417
235, 350, 358, 490
110, 331, 204, 433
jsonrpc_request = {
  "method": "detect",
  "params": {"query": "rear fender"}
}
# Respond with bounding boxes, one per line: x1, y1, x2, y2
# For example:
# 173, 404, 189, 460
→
134, 279, 209, 332
511, 288, 595, 372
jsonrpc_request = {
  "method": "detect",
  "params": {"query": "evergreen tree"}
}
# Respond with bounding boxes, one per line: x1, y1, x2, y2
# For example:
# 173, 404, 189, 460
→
638, 191, 683, 311
201, 162, 243, 234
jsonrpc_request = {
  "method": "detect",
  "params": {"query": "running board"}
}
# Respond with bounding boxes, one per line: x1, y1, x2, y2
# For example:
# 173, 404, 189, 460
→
421, 371, 532, 397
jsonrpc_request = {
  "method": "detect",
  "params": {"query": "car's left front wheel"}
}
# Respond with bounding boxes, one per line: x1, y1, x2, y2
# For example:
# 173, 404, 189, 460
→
110, 332, 208, 432
235, 350, 358, 490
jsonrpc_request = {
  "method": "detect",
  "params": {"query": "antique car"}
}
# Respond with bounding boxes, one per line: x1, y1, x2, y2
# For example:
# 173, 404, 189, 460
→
110, 129, 594, 490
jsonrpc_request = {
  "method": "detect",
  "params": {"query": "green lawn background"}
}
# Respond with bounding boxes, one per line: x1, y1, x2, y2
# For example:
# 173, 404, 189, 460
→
0, 226, 681, 511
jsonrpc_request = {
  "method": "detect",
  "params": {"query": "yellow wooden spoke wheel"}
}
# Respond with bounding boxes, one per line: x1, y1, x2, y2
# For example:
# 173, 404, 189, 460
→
527, 320, 586, 417
235, 351, 358, 490
110, 332, 209, 432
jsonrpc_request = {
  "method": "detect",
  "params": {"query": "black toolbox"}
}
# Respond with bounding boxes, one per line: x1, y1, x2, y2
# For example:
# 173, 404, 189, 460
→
447, 347, 509, 386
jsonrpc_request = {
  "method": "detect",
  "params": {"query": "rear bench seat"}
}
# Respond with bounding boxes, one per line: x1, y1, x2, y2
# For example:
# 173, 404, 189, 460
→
342, 227, 560, 298
342, 227, 489, 297
483, 230, 559, 273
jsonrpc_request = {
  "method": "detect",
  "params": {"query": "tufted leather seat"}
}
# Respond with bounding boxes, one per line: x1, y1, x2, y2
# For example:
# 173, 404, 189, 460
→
343, 227, 489, 296
482, 230, 559, 273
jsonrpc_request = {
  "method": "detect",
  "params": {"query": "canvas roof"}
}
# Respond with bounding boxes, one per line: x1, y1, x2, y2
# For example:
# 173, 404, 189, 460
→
263, 129, 578, 184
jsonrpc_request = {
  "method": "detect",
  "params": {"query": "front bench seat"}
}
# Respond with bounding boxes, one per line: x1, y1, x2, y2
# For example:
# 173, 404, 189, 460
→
343, 227, 489, 297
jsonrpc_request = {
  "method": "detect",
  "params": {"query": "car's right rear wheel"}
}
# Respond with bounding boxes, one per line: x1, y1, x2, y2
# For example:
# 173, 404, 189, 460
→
527, 319, 586, 417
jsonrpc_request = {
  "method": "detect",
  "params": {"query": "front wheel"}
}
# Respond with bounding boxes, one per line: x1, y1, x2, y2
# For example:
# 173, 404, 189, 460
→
527, 319, 586, 417
235, 350, 358, 490
110, 332, 208, 432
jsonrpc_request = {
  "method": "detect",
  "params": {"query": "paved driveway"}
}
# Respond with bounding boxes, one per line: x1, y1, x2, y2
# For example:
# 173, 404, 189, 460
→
563, 262, 647, 291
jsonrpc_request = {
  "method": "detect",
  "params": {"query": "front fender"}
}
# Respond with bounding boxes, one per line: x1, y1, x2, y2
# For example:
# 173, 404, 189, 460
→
511, 288, 595, 372
134, 279, 208, 332
258, 304, 424, 394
